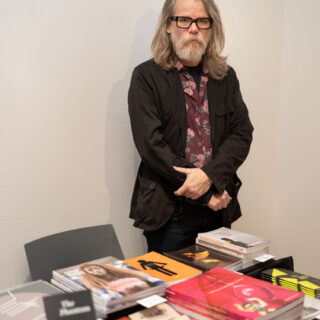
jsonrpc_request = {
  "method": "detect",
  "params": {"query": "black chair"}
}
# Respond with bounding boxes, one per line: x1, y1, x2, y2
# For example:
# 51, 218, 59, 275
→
24, 224, 124, 282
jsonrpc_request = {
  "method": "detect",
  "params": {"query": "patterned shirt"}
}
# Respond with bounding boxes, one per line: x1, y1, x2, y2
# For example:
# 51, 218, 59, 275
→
175, 58, 212, 168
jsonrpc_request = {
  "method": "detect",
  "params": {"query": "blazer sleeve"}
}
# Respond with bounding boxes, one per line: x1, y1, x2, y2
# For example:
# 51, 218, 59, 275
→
128, 64, 212, 205
201, 68, 254, 194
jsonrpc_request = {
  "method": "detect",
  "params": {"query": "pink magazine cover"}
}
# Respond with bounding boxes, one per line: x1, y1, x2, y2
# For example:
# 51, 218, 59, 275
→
166, 268, 304, 320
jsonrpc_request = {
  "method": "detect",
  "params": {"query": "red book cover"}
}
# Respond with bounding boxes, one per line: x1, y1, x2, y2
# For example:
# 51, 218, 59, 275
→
166, 268, 304, 320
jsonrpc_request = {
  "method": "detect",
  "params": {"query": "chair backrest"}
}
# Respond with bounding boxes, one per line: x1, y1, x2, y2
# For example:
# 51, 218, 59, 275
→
24, 224, 124, 282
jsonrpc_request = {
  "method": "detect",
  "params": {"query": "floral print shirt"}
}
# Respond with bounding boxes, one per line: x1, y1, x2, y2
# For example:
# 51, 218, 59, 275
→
175, 58, 212, 168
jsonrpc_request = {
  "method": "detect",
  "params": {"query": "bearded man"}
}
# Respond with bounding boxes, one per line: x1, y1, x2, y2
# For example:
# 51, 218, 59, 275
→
128, 0, 253, 253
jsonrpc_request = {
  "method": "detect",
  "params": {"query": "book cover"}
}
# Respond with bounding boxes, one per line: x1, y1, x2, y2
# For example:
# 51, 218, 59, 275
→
164, 244, 242, 272
128, 302, 190, 319
166, 268, 304, 320
53, 256, 166, 309
124, 251, 201, 283
0, 280, 62, 320
197, 228, 269, 254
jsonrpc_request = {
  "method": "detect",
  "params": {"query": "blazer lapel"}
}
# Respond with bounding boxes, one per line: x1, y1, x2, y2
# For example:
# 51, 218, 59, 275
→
207, 76, 226, 151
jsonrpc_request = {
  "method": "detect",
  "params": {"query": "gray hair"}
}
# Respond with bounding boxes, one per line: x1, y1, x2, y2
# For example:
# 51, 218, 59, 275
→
151, 0, 228, 79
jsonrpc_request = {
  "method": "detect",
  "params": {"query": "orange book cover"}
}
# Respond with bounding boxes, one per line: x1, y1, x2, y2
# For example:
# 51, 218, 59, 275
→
124, 251, 202, 283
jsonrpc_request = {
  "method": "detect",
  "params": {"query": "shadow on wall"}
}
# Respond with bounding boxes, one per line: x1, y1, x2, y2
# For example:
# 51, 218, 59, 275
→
104, 10, 160, 257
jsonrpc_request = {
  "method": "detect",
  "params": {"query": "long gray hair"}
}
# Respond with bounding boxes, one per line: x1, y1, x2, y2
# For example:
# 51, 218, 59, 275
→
151, 0, 228, 79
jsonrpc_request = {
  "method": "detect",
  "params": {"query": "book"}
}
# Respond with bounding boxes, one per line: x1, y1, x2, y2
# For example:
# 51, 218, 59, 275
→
52, 256, 166, 316
166, 267, 305, 320
302, 295, 320, 319
261, 268, 320, 298
164, 244, 242, 272
124, 251, 201, 283
197, 227, 270, 254
0, 279, 62, 320
127, 302, 190, 319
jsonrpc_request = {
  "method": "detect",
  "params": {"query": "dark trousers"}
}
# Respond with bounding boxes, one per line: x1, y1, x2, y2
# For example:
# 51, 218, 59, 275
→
143, 201, 229, 253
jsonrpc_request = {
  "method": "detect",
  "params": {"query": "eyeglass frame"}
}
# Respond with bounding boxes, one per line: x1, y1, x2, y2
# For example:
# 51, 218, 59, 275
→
170, 16, 213, 30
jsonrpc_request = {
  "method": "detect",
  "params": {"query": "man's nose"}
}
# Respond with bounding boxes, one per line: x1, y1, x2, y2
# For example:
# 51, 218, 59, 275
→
188, 21, 199, 33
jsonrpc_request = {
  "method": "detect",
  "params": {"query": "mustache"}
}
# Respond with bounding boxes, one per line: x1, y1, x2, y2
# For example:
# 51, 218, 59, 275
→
182, 35, 206, 47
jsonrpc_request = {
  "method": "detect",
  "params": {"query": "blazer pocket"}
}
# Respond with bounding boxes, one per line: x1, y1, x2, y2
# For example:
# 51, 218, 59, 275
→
214, 103, 234, 143
214, 102, 234, 116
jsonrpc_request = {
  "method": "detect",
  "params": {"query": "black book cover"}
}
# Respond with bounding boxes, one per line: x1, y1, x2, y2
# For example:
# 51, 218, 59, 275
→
164, 244, 241, 271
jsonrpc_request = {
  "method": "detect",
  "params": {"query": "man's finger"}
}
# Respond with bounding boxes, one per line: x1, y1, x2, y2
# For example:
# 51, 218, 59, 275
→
174, 184, 188, 196
173, 166, 190, 175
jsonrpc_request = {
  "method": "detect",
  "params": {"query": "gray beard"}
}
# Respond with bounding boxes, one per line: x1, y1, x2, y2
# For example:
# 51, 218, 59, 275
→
171, 34, 207, 65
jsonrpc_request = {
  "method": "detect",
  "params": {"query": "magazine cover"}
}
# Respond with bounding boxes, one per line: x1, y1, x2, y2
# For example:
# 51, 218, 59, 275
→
124, 251, 201, 283
53, 256, 166, 307
164, 244, 242, 271
197, 227, 269, 253
166, 267, 304, 320
0, 280, 61, 320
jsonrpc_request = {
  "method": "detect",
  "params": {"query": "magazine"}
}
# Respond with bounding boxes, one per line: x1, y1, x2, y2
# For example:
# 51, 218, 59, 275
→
124, 251, 201, 283
164, 244, 242, 272
197, 227, 270, 254
166, 267, 304, 320
0, 280, 61, 320
52, 256, 166, 313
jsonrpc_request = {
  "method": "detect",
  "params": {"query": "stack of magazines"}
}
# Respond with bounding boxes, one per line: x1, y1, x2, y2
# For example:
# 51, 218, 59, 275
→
51, 256, 166, 318
163, 243, 242, 272
166, 267, 305, 320
0, 280, 62, 320
261, 268, 320, 299
196, 227, 270, 268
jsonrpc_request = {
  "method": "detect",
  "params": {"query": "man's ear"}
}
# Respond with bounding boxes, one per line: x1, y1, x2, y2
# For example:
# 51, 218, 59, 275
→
166, 21, 172, 34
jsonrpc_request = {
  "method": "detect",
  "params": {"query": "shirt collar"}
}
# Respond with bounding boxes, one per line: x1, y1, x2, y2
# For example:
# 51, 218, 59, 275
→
174, 56, 208, 75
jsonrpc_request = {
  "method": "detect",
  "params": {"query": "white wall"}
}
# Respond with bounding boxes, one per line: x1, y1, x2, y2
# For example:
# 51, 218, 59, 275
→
219, 0, 284, 248
228, 0, 320, 277
0, 0, 163, 289
272, 0, 320, 276
1, 0, 319, 289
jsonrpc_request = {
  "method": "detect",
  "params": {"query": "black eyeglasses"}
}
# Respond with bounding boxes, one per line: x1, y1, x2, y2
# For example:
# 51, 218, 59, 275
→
170, 16, 213, 30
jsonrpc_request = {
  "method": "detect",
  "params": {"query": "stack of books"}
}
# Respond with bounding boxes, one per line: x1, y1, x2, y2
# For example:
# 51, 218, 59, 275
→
164, 243, 242, 272
166, 267, 305, 320
124, 251, 201, 284
196, 227, 270, 268
0, 280, 62, 319
51, 256, 166, 318
261, 268, 320, 299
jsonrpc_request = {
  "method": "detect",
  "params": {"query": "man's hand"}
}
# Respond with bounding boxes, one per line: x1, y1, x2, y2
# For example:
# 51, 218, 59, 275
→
173, 166, 212, 200
207, 191, 232, 211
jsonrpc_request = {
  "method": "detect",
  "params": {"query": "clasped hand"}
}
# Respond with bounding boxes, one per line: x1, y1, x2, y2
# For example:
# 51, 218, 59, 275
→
173, 166, 232, 210
207, 191, 232, 211
173, 166, 212, 199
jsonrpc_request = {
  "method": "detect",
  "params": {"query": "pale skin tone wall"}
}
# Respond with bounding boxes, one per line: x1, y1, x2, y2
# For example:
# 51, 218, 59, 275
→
167, 0, 231, 211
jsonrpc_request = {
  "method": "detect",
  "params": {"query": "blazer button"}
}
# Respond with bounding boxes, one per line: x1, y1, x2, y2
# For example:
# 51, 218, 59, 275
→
150, 183, 156, 189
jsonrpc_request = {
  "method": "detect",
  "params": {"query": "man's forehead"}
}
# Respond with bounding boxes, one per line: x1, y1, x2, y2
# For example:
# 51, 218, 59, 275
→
173, 0, 208, 16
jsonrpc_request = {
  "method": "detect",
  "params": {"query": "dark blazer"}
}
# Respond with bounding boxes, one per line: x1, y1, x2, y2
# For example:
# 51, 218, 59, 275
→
128, 59, 253, 231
